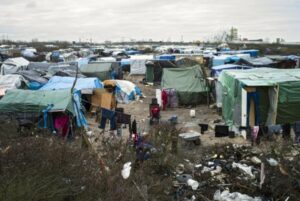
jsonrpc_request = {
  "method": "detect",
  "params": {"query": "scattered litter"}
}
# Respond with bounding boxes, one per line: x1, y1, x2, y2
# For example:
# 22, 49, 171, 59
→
251, 156, 262, 164
121, 162, 132, 179
267, 158, 278, 166
211, 166, 222, 176
176, 174, 192, 183
187, 179, 199, 190
232, 162, 255, 179
213, 190, 262, 201
176, 164, 185, 174
195, 164, 202, 169
201, 166, 214, 173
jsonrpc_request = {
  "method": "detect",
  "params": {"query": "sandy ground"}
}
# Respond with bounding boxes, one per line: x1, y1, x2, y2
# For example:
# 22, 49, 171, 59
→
86, 75, 247, 149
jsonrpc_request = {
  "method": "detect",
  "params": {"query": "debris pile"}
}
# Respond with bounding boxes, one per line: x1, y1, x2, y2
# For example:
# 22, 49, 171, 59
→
169, 143, 300, 200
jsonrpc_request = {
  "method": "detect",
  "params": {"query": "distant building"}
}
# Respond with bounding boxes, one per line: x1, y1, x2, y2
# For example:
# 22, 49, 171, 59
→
230, 27, 239, 41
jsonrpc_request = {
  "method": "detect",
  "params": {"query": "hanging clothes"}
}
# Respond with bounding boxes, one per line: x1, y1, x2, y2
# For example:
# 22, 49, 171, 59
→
165, 88, 178, 108
251, 126, 259, 145
99, 108, 116, 130
54, 114, 70, 138
293, 121, 300, 143
161, 89, 168, 110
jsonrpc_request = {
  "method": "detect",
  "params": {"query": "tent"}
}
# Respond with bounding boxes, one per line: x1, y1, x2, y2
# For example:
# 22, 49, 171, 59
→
211, 64, 252, 78
218, 68, 300, 131
156, 54, 176, 61
212, 64, 252, 108
219, 50, 259, 58
161, 66, 208, 105
103, 80, 142, 103
39, 76, 102, 94
237, 57, 275, 67
1, 57, 29, 75
129, 55, 154, 75
80, 62, 113, 80
14, 70, 48, 90
0, 74, 28, 96
27, 62, 52, 73
212, 55, 240, 67
0, 89, 87, 127
145, 60, 176, 83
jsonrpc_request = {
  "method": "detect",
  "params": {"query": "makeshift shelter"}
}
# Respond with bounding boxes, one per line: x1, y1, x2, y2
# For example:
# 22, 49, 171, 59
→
0, 89, 87, 129
212, 55, 240, 67
161, 66, 208, 105
80, 62, 113, 80
47, 63, 80, 77
266, 55, 300, 69
211, 64, 252, 78
211, 65, 252, 108
0, 74, 28, 96
156, 54, 176, 61
237, 57, 275, 67
129, 55, 154, 75
145, 60, 176, 83
1, 57, 29, 75
14, 70, 48, 90
103, 80, 142, 104
39, 76, 103, 94
27, 62, 52, 73
175, 57, 200, 68
219, 50, 259, 58
218, 68, 300, 132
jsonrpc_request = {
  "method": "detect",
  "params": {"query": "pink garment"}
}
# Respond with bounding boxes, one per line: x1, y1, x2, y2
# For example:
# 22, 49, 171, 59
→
252, 126, 259, 144
161, 90, 168, 110
54, 115, 69, 138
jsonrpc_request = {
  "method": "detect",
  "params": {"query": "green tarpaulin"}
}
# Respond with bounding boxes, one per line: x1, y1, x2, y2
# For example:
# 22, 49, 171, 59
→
161, 66, 208, 105
0, 89, 74, 114
219, 68, 300, 126
80, 62, 112, 80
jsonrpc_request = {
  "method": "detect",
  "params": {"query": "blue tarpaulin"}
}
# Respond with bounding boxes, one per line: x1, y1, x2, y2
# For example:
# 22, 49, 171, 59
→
157, 55, 176, 61
211, 64, 252, 77
213, 55, 240, 67
39, 76, 103, 91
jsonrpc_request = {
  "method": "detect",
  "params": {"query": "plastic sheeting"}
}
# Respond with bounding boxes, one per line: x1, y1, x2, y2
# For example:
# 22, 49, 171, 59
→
104, 80, 142, 103
15, 70, 48, 84
211, 64, 252, 77
115, 80, 142, 103
129, 55, 154, 75
161, 66, 208, 105
214, 190, 262, 201
80, 62, 112, 80
39, 76, 102, 91
1, 57, 29, 75
0, 74, 27, 96
219, 68, 300, 126
0, 89, 74, 114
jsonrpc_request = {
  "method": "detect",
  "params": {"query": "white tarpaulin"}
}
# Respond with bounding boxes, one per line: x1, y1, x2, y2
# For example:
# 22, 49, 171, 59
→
0, 74, 27, 96
1, 57, 29, 75
130, 55, 154, 75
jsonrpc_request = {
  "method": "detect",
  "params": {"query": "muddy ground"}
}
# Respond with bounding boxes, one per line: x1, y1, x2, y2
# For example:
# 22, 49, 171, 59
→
87, 74, 246, 147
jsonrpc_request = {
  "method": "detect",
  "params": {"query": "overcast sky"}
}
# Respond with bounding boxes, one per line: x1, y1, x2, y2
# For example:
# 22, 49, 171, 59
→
1, 0, 300, 42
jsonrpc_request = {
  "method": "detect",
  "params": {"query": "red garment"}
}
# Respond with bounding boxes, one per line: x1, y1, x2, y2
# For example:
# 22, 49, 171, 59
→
54, 115, 70, 138
161, 90, 168, 110
151, 105, 160, 118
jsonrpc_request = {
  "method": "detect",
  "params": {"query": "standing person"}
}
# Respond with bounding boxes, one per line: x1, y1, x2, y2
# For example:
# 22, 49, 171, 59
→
294, 121, 300, 143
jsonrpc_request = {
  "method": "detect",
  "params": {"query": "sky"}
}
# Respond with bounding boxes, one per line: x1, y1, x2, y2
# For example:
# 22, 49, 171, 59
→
1, 0, 300, 42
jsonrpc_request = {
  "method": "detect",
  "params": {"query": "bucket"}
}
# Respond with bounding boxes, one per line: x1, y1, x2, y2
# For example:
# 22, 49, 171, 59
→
190, 109, 196, 118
